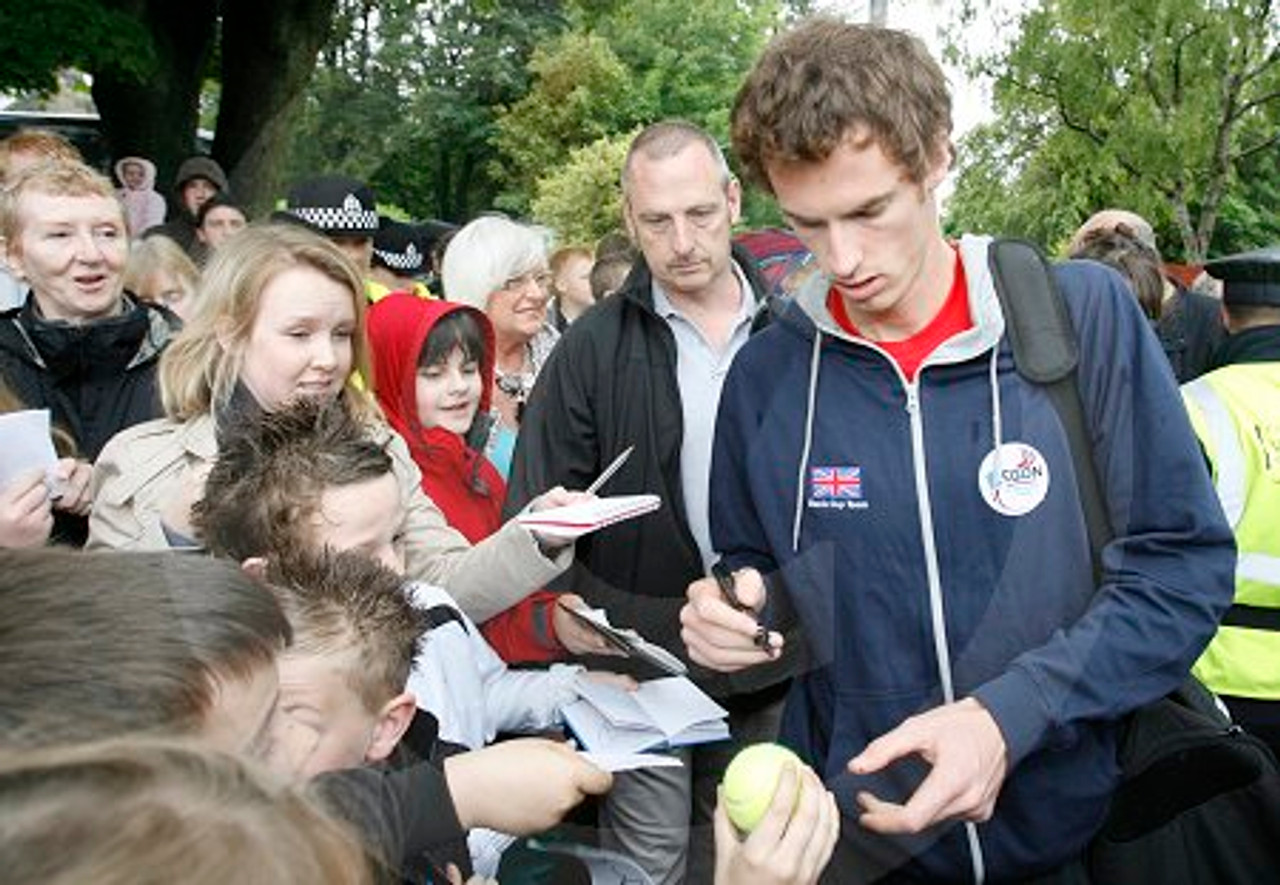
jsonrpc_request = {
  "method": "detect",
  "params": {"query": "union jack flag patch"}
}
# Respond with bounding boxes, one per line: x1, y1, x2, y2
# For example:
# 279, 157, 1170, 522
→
810, 466, 862, 500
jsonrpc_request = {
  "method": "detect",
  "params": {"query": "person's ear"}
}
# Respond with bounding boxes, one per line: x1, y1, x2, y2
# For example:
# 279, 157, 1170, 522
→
214, 315, 239, 353
923, 140, 954, 193
726, 177, 743, 227
240, 556, 269, 582
0, 236, 23, 280
621, 196, 638, 243
365, 690, 417, 763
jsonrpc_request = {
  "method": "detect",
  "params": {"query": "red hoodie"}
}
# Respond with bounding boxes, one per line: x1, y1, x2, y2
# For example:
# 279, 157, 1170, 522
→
366, 292, 564, 662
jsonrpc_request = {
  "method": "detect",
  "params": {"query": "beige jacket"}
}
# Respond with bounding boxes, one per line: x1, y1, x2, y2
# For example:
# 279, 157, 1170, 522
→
87, 413, 569, 622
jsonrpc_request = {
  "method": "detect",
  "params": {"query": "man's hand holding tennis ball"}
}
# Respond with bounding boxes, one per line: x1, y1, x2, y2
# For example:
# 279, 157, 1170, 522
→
714, 743, 840, 885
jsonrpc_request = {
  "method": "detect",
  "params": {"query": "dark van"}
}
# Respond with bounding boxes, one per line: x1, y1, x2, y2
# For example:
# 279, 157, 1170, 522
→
0, 110, 114, 173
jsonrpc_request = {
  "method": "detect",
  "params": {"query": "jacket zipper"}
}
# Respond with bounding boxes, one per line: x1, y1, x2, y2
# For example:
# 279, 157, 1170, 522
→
905, 380, 987, 885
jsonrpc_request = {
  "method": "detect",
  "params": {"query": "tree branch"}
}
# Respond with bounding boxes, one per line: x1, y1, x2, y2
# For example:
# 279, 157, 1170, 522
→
1233, 88, 1280, 119
1240, 43, 1278, 85
1169, 21, 1209, 110
1233, 129, 1280, 162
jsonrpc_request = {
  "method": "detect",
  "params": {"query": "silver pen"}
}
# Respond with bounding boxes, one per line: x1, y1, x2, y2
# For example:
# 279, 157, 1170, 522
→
585, 445, 634, 495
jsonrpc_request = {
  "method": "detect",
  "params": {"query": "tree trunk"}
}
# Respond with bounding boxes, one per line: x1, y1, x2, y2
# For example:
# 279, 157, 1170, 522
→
90, 0, 218, 210
436, 149, 452, 221
1171, 195, 1203, 264
214, 0, 341, 217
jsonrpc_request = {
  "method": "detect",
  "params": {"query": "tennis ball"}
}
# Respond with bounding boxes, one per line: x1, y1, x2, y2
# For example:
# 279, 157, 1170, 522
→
721, 742, 803, 833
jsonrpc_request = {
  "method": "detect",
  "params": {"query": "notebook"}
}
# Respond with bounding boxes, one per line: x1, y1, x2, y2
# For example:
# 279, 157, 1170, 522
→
556, 603, 687, 676
515, 494, 660, 540
563, 675, 729, 754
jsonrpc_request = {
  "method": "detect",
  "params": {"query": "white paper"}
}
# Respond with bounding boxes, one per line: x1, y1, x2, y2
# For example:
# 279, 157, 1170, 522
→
574, 677, 655, 729
631, 677, 730, 739
562, 699, 663, 754
0, 409, 58, 491
515, 494, 661, 540
579, 750, 684, 772
565, 675, 730, 753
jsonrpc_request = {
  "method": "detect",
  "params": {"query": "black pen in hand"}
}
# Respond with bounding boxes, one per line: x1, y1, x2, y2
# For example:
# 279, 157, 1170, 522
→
710, 562, 775, 653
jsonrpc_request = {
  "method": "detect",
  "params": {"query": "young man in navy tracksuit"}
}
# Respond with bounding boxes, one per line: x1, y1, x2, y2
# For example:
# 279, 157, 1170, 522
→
680, 18, 1236, 884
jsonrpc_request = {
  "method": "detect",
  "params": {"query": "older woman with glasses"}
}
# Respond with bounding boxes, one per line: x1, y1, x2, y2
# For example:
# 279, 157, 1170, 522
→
441, 215, 559, 478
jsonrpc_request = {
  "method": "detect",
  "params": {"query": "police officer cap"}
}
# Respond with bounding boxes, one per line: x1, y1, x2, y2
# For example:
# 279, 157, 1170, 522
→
372, 219, 425, 275
277, 175, 379, 237
1205, 246, 1280, 307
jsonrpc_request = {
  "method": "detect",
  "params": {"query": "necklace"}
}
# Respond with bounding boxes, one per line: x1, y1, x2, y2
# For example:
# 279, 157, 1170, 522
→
494, 368, 528, 402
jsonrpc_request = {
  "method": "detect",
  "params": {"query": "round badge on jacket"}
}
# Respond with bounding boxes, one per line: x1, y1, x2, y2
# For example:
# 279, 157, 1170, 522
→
978, 442, 1050, 517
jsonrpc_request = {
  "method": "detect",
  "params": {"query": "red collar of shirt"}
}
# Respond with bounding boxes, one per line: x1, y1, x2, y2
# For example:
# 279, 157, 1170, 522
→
826, 247, 970, 382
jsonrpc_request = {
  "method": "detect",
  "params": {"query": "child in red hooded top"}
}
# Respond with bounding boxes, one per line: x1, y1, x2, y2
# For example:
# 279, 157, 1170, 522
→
367, 291, 598, 662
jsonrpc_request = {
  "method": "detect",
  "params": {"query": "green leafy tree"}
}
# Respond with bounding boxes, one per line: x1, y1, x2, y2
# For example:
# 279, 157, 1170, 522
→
596, 0, 777, 130
0, 0, 341, 216
493, 0, 780, 217
288, 0, 568, 221
0, 1, 151, 94
286, 1, 411, 184
492, 33, 642, 214
947, 0, 1280, 261
1211, 104, 1280, 253
531, 130, 634, 244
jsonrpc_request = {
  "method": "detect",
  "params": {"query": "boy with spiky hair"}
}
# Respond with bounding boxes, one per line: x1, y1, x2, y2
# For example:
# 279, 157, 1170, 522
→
193, 397, 597, 876
261, 547, 426, 779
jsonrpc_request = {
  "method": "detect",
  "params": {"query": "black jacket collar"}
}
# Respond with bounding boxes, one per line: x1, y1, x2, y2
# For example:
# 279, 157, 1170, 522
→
1214, 325, 1280, 367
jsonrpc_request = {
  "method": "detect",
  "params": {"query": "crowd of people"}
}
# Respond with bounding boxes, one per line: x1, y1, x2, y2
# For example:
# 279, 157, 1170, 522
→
1, 13, 1276, 885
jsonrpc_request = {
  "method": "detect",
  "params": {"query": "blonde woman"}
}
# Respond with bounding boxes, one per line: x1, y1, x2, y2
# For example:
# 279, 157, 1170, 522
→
89, 222, 575, 622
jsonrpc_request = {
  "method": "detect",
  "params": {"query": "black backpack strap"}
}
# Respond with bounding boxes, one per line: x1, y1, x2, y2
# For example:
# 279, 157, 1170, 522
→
988, 238, 1114, 580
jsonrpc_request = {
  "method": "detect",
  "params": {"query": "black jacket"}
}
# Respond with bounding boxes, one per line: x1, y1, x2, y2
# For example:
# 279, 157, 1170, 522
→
1157, 284, 1226, 382
0, 294, 180, 543
505, 244, 795, 698
312, 746, 470, 883
1210, 323, 1280, 367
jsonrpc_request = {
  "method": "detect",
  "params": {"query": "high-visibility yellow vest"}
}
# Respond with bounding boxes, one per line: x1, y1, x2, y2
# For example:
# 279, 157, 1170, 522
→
366, 279, 434, 303
1183, 363, 1280, 699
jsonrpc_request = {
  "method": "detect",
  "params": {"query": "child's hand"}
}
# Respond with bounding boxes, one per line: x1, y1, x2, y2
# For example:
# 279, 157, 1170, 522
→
0, 468, 53, 548
443, 737, 612, 834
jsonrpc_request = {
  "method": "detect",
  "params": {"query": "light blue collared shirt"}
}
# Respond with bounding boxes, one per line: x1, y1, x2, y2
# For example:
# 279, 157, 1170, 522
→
651, 262, 756, 572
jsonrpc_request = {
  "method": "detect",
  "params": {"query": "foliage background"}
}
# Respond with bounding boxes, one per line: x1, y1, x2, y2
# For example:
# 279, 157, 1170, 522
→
1, 0, 1275, 258
944, 0, 1279, 261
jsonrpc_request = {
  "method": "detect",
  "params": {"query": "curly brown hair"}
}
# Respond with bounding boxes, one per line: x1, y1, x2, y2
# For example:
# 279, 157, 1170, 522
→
731, 17, 952, 191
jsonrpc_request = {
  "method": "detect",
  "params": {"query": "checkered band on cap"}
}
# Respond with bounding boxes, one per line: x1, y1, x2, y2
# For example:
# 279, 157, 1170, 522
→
373, 241, 423, 272
289, 193, 379, 234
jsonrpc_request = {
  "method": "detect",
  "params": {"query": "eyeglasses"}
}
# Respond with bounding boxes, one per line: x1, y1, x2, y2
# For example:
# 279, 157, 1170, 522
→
498, 270, 552, 295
